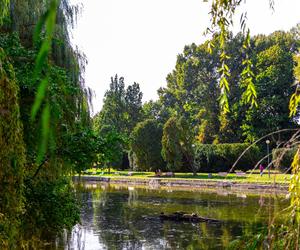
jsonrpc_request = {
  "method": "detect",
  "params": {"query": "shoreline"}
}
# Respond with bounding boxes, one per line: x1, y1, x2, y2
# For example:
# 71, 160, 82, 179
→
73, 175, 289, 194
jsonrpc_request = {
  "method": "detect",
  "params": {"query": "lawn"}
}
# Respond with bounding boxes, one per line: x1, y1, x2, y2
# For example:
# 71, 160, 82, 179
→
81, 168, 290, 184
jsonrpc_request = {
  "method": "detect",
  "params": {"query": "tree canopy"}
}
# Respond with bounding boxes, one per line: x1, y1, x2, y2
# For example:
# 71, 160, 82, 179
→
130, 119, 165, 171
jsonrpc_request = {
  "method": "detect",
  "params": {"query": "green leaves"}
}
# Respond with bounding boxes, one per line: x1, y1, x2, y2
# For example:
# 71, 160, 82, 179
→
219, 59, 231, 114
37, 103, 50, 164
30, 0, 58, 164
0, 0, 10, 25
33, 0, 58, 79
31, 0, 59, 121
130, 119, 164, 171
290, 52, 300, 117
289, 91, 300, 117
31, 77, 48, 120
204, 0, 259, 114
241, 58, 257, 108
162, 116, 194, 171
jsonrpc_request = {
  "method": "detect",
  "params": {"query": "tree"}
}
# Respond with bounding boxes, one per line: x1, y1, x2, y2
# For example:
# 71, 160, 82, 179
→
159, 35, 247, 143
203, 1, 300, 248
161, 116, 194, 172
96, 75, 127, 134
95, 75, 144, 137
0, 48, 26, 246
125, 82, 143, 131
143, 99, 171, 125
159, 31, 299, 144
161, 117, 183, 171
0, 0, 90, 246
159, 41, 221, 142
98, 128, 126, 173
241, 32, 298, 142
130, 119, 165, 171
61, 126, 99, 174
93, 75, 144, 169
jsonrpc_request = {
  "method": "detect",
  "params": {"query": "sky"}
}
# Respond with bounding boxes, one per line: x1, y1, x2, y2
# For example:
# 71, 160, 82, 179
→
70, 0, 300, 114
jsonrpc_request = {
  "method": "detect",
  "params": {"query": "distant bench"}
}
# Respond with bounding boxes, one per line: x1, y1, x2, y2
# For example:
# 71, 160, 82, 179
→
235, 171, 246, 177
218, 172, 228, 177
155, 172, 175, 177
164, 172, 175, 177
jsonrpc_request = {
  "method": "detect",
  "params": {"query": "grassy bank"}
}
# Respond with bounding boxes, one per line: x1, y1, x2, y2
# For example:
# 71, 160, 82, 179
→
81, 169, 290, 185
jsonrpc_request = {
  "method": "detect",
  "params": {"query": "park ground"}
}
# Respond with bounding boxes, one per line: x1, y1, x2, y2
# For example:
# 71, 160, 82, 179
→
80, 168, 290, 185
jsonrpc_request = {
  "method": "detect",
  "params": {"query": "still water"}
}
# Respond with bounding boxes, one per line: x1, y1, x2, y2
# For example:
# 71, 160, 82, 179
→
57, 183, 288, 250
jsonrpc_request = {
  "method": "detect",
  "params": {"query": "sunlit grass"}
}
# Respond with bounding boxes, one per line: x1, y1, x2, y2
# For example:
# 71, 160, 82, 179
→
81, 168, 290, 184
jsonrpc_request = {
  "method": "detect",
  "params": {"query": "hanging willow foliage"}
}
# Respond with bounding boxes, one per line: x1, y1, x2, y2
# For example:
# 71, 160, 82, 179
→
205, 1, 299, 248
0, 0, 9, 25
0, 0, 91, 245
3, 0, 92, 166
0, 48, 26, 248
204, 0, 258, 113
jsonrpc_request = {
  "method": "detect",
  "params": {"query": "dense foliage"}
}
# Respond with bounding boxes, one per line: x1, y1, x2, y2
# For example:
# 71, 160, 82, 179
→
0, 47, 26, 247
130, 119, 165, 171
161, 116, 194, 172
93, 28, 300, 177
1, 0, 300, 248
202, 1, 300, 249
93, 75, 143, 169
272, 147, 297, 172
94, 75, 143, 136
159, 31, 299, 143
194, 143, 261, 173
0, 0, 93, 247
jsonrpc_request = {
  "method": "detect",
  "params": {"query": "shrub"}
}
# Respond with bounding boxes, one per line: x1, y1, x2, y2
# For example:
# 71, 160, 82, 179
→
194, 143, 261, 173
22, 178, 80, 239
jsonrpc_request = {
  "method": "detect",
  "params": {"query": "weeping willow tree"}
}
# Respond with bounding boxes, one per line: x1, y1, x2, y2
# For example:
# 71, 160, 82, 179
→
1, 0, 92, 172
0, 0, 93, 247
0, 48, 26, 248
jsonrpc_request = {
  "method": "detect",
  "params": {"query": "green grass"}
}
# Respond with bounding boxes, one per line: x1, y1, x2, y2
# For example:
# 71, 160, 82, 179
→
82, 168, 290, 185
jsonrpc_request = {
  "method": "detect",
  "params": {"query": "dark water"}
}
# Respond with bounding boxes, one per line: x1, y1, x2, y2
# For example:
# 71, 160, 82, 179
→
57, 183, 289, 250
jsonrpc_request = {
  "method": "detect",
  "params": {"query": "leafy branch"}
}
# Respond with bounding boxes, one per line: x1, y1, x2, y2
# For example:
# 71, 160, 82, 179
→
30, 0, 58, 164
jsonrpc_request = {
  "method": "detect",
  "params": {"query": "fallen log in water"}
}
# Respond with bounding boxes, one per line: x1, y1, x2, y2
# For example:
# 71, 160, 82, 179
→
159, 211, 220, 223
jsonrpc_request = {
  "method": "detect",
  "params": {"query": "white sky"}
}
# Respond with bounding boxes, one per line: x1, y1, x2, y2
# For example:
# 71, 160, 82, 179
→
70, 0, 300, 114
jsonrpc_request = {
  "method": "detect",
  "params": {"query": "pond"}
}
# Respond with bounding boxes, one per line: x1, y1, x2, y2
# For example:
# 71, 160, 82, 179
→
56, 183, 289, 250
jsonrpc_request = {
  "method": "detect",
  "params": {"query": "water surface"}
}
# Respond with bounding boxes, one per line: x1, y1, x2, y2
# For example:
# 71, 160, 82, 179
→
58, 183, 289, 250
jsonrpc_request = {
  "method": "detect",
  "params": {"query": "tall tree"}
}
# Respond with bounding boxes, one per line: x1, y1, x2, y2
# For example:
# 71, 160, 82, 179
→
94, 75, 143, 137
125, 82, 143, 132
95, 75, 127, 134
93, 75, 144, 169
160, 31, 299, 144
242, 31, 298, 142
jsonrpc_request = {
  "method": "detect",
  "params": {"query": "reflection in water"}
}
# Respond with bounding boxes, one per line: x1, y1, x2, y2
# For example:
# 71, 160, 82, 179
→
57, 183, 289, 250
128, 187, 138, 206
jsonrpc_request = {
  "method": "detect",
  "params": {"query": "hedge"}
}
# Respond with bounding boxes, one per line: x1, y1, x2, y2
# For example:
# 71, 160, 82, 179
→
194, 143, 261, 173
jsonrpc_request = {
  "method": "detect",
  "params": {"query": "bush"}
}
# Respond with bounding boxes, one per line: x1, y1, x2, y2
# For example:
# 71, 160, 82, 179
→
272, 147, 296, 173
130, 119, 166, 171
22, 178, 80, 240
194, 143, 261, 173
